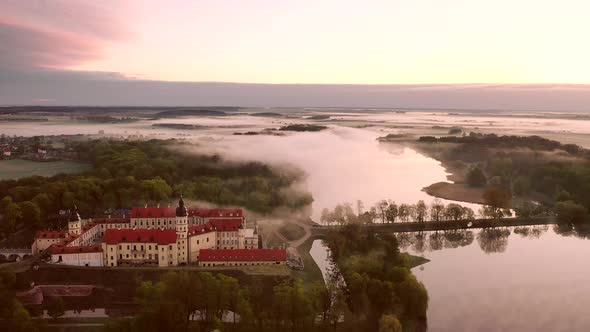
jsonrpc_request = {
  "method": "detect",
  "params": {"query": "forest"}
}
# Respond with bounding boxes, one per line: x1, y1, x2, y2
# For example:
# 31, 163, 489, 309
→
0, 139, 313, 235
324, 224, 428, 332
413, 133, 590, 224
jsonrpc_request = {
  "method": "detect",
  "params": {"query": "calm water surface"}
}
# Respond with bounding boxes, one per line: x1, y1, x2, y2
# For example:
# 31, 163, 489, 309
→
311, 227, 590, 331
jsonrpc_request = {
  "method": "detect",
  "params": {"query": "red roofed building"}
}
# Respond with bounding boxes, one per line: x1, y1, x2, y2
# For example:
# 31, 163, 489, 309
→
188, 208, 243, 219
102, 229, 178, 267
198, 249, 286, 267
32, 198, 260, 268
32, 231, 68, 254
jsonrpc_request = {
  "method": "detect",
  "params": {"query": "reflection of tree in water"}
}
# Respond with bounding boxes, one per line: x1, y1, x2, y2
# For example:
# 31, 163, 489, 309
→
443, 230, 474, 249
553, 223, 590, 239
396, 230, 475, 253
477, 228, 511, 253
412, 232, 427, 254
428, 232, 444, 251
513, 225, 549, 239
396, 232, 413, 250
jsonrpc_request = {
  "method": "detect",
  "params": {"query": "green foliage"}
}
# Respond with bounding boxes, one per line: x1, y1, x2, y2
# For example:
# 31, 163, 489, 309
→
18, 201, 41, 228
0, 196, 22, 234
555, 201, 588, 224
418, 133, 590, 221
482, 186, 512, 220
106, 271, 333, 332
379, 314, 402, 332
466, 166, 487, 187
325, 224, 428, 331
0, 139, 313, 230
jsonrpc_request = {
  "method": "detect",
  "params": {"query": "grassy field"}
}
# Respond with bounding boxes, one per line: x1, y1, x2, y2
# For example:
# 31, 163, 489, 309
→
0, 159, 91, 180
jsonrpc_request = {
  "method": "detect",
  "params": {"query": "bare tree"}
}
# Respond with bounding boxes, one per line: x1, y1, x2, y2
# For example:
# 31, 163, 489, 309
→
398, 203, 411, 222
430, 199, 445, 222
415, 200, 428, 222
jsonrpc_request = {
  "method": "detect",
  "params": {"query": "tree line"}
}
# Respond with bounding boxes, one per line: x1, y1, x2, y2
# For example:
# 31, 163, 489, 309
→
104, 271, 348, 332
321, 199, 480, 225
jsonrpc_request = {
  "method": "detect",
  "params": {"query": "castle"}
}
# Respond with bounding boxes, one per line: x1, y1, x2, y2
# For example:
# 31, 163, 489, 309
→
32, 196, 286, 267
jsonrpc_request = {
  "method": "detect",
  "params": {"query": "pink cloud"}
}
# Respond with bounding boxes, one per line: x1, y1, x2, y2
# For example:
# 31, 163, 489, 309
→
0, 1, 135, 69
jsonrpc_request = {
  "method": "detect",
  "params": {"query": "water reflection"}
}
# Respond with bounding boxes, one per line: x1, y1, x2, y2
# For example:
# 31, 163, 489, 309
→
396, 225, 551, 255
408, 224, 590, 331
476, 228, 511, 253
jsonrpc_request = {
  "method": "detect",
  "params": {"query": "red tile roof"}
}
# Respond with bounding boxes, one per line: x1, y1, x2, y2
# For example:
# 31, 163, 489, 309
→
91, 218, 131, 224
49, 245, 103, 254
35, 230, 68, 239
131, 207, 176, 218
103, 229, 177, 245
188, 208, 243, 218
199, 249, 286, 262
209, 219, 243, 231
188, 223, 215, 236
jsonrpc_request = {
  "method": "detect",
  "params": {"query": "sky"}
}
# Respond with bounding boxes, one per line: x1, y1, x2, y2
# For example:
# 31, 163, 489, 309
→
1, 0, 590, 109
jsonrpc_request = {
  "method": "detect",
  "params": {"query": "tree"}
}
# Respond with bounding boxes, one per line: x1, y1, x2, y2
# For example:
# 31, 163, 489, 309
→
430, 199, 445, 222
385, 202, 398, 224
482, 186, 512, 220
18, 201, 41, 228
444, 203, 464, 222
378, 314, 402, 332
514, 201, 536, 218
375, 200, 389, 223
466, 166, 487, 187
47, 296, 65, 319
414, 200, 427, 222
512, 176, 531, 196
555, 201, 588, 224
0, 196, 22, 233
397, 204, 411, 222
141, 177, 172, 203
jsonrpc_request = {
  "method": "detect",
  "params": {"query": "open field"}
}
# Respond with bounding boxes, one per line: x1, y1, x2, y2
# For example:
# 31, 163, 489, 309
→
0, 159, 91, 180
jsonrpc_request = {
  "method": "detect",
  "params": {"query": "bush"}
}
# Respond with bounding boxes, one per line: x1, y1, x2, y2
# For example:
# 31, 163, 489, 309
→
555, 201, 588, 224
466, 166, 487, 187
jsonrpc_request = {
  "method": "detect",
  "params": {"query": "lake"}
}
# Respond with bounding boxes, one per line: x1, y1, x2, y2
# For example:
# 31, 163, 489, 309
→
311, 225, 590, 331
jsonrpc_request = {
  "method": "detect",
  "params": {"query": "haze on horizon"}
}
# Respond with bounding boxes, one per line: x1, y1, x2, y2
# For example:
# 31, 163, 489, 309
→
1, 0, 590, 110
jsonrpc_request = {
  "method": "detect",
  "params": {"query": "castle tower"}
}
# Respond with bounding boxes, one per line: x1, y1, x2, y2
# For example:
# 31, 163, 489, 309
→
67, 205, 81, 235
175, 194, 189, 264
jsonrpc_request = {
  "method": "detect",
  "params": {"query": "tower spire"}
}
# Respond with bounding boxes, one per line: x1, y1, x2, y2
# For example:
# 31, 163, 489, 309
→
176, 194, 187, 217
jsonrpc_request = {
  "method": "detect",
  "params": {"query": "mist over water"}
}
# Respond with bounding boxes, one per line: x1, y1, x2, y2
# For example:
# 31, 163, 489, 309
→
204, 126, 461, 220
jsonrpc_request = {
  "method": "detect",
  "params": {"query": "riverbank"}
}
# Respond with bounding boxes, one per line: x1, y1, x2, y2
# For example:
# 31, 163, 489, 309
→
378, 136, 488, 205
423, 182, 487, 205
